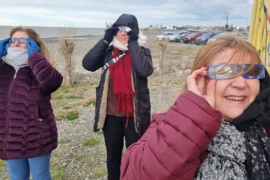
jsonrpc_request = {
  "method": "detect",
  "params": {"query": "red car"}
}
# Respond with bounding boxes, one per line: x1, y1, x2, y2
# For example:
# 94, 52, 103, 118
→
183, 31, 206, 43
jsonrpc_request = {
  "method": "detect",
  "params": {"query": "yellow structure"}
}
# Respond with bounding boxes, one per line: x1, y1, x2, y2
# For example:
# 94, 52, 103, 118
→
249, 0, 270, 71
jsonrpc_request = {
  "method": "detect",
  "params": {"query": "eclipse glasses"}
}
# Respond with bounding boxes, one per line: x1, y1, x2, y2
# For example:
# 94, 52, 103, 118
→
9, 38, 28, 44
117, 26, 131, 33
207, 63, 265, 80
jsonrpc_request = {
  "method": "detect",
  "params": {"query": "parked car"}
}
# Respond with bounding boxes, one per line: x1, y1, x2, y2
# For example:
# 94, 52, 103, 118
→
206, 32, 231, 43
183, 31, 206, 43
168, 31, 189, 42
156, 32, 175, 41
174, 32, 191, 42
195, 32, 217, 45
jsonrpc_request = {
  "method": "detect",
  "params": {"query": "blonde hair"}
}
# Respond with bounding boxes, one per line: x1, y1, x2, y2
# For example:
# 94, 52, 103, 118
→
10, 26, 56, 67
182, 35, 262, 92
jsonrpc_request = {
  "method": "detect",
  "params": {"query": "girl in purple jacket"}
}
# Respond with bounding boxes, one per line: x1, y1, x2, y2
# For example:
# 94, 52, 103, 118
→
0, 27, 63, 180
121, 35, 270, 180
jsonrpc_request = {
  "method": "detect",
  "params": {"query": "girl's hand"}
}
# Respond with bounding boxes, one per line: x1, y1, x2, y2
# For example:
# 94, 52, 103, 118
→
187, 67, 216, 108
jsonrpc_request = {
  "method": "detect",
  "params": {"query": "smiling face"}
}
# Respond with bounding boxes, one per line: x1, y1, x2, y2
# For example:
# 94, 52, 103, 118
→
210, 49, 260, 121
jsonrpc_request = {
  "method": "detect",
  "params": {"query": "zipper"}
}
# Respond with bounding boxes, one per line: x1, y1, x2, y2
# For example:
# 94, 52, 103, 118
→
3, 70, 17, 158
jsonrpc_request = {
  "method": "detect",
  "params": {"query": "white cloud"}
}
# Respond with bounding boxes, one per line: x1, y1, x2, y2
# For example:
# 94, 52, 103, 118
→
0, 0, 253, 28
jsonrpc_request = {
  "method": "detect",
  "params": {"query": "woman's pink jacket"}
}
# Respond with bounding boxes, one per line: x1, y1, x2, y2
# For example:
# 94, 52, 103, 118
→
121, 91, 222, 180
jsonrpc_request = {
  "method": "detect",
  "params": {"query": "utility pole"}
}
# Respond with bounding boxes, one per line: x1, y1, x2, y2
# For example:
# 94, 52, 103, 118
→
224, 12, 229, 30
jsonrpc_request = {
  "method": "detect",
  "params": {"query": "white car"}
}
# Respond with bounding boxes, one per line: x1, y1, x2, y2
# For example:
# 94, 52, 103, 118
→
168, 31, 190, 42
156, 32, 175, 41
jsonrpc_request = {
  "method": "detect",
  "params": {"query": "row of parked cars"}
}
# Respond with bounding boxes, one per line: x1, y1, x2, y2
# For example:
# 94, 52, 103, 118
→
156, 30, 227, 45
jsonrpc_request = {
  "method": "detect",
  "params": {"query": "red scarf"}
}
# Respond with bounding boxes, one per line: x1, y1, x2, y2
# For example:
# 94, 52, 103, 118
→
109, 48, 134, 120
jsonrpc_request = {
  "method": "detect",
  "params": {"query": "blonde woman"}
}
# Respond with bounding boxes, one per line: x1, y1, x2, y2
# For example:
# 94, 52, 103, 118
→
0, 26, 63, 180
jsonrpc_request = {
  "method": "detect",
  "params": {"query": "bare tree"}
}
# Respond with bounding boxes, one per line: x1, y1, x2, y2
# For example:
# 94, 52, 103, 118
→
158, 40, 168, 75
58, 22, 76, 86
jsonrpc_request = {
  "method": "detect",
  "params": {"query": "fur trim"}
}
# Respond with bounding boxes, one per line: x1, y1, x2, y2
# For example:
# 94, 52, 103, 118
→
130, 72, 138, 133
97, 71, 110, 129
138, 31, 147, 47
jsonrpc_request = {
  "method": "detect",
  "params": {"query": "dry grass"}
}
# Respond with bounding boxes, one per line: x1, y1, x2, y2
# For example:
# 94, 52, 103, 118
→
52, 32, 201, 120
51, 83, 97, 121
0, 30, 201, 180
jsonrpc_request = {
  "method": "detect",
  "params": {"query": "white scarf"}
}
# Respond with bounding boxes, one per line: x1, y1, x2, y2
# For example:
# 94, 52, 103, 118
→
3, 48, 29, 71
112, 38, 128, 51
111, 31, 148, 51
138, 31, 147, 47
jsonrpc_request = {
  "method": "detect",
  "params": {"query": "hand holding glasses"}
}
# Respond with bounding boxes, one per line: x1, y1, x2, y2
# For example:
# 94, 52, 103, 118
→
0, 38, 11, 58
127, 29, 138, 43
27, 38, 40, 56
103, 26, 118, 44
0, 37, 40, 58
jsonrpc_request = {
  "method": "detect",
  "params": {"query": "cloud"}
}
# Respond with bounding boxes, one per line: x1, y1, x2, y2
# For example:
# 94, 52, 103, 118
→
0, 0, 253, 28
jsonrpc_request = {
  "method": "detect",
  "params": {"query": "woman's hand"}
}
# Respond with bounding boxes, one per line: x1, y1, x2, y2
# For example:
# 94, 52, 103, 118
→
187, 67, 216, 108
27, 38, 40, 56
0, 38, 10, 58
103, 27, 118, 44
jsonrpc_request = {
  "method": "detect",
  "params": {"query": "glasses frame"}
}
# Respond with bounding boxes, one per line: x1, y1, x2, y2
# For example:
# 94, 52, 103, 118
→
117, 26, 131, 33
9, 38, 29, 44
207, 63, 265, 80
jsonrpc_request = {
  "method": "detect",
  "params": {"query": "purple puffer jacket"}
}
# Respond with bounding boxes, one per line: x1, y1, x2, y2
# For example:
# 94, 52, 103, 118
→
0, 52, 63, 160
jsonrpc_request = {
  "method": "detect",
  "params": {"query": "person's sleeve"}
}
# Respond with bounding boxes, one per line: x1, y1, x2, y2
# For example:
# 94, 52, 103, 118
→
121, 91, 222, 180
82, 39, 109, 71
128, 42, 153, 77
28, 52, 63, 94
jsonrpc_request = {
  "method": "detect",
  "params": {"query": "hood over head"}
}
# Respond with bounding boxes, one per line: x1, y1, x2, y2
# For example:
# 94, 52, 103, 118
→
112, 13, 139, 32
232, 68, 270, 130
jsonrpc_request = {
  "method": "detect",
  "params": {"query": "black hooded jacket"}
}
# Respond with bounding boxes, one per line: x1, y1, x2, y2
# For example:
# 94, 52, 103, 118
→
112, 13, 139, 31
82, 14, 153, 137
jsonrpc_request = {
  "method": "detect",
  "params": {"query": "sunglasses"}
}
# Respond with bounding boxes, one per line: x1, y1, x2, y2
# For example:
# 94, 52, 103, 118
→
117, 26, 131, 33
9, 38, 28, 44
207, 63, 265, 80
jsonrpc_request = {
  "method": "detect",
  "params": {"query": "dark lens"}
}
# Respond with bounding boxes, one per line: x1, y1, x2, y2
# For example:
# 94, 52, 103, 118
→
249, 66, 260, 76
234, 64, 244, 73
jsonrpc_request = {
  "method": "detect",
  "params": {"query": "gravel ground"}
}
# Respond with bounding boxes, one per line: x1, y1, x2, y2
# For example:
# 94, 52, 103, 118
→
51, 75, 183, 180
56, 83, 181, 180
0, 77, 183, 180
0, 30, 197, 179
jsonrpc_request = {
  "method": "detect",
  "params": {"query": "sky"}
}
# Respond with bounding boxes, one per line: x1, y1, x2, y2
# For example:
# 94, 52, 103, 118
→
1, 0, 253, 28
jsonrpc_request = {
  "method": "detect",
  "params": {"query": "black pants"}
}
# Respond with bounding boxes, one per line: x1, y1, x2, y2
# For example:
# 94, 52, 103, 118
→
102, 115, 139, 180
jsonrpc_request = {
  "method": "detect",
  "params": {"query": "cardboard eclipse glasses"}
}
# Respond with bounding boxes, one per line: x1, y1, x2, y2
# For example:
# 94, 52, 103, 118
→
207, 63, 265, 79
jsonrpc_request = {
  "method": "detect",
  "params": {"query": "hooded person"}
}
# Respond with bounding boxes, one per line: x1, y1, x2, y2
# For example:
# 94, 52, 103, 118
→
111, 14, 147, 48
82, 13, 153, 180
